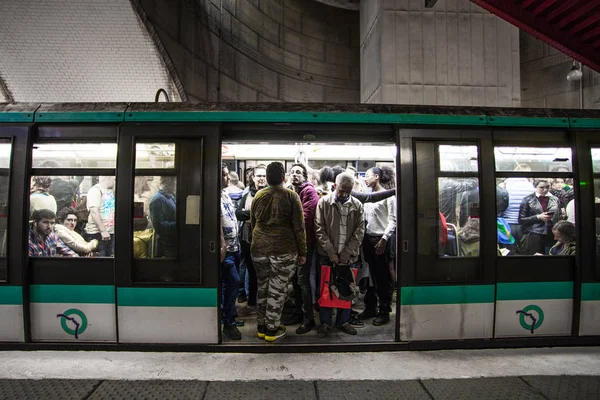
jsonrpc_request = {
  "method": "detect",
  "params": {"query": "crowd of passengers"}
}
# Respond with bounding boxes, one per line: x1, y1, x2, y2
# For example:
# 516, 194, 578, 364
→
220, 161, 398, 341
444, 164, 576, 257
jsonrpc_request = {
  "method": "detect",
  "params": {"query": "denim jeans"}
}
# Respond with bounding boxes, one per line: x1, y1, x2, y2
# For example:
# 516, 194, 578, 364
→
292, 242, 315, 323
319, 307, 351, 328
84, 232, 114, 257
221, 251, 241, 326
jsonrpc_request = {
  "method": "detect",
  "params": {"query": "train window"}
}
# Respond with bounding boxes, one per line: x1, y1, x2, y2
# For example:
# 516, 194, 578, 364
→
135, 143, 175, 169
133, 176, 177, 259
439, 145, 479, 172
32, 143, 117, 168
0, 142, 10, 280
415, 142, 480, 262
29, 175, 115, 258
497, 146, 575, 257
494, 147, 573, 172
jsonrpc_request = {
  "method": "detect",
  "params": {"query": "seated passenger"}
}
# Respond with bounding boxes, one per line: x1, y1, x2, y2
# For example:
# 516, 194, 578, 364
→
30, 176, 57, 216
28, 209, 78, 257
518, 179, 560, 255
133, 214, 154, 258
457, 217, 480, 257
315, 173, 365, 337
54, 208, 98, 256
549, 220, 576, 256
149, 176, 176, 258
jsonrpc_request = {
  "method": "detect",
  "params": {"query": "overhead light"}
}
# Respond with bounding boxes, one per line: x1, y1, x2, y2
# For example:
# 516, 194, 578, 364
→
566, 61, 583, 81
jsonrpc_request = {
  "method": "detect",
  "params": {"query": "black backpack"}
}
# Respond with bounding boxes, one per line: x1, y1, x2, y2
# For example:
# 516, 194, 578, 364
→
326, 264, 357, 302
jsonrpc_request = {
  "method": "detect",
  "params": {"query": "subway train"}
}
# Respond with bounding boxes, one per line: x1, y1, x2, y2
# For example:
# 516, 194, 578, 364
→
0, 102, 599, 352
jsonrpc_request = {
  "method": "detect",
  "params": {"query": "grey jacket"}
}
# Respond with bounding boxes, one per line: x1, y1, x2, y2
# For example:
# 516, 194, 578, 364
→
315, 193, 365, 264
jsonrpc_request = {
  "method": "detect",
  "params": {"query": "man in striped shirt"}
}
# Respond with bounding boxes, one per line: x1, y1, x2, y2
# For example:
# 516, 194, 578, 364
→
314, 173, 365, 337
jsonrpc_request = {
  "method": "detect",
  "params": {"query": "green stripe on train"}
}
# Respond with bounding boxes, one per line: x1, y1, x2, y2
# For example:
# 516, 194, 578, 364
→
496, 282, 573, 301
401, 285, 494, 305
124, 111, 487, 126
30, 285, 115, 304
117, 287, 217, 307
0, 286, 23, 305
582, 283, 600, 301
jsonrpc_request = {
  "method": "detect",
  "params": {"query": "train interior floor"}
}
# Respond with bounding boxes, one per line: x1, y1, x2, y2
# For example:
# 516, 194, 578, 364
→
227, 289, 397, 344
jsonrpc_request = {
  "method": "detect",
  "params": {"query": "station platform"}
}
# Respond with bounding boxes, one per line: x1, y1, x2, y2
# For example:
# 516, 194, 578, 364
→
1, 347, 599, 399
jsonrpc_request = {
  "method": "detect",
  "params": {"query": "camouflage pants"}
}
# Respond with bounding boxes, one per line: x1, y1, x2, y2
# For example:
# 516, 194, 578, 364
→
252, 252, 298, 331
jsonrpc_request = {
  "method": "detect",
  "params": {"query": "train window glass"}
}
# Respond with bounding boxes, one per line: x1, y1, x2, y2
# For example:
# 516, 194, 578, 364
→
415, 141, 480, 260
439, 145, 478, 172
0, 142, 10, 280
494, 147, 572, 172
32, 143, 117, 168
437, 178, 480, 257
28, 176, 115, 258
135, 143, 176, 169
496, 144, 576, 257
133, 176, 177, 259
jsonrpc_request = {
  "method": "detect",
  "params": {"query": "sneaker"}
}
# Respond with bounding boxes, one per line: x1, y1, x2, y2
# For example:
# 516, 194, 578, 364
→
282, 314, 302, 326
237, 306, 257, 316
237, 294, 248, 304
373, 312, 390, 326
296, 320, 315, 335
358, 309, 378, 319
223, 325, 242, 340
317, 324, 331, 338
264, 326, 286, 342
257, 324, 267, 339
337, 323, 357, 335
348, 315, 366, 328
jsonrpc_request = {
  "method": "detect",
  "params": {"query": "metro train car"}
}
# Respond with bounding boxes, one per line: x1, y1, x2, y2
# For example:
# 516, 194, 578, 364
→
0, 102, 599, 351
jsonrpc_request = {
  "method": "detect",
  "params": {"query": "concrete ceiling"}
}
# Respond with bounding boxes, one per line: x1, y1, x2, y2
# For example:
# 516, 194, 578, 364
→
311, 0, 359, 10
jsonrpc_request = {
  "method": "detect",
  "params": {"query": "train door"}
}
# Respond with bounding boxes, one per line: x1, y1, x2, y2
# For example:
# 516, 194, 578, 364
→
492, 130, 576, 338
27, 124, 119, 342
114, 124, 220, 344
398, 128, 497, 341
575, 130, 600, 336
0, 122, 28, 342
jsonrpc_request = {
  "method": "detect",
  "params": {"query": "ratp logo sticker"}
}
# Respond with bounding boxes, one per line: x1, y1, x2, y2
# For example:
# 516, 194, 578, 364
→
57, 309, 88, 339
516, 305, 544, 334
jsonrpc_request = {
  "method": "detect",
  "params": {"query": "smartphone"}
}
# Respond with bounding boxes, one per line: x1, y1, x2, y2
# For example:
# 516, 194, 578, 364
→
546, 211, 555, 216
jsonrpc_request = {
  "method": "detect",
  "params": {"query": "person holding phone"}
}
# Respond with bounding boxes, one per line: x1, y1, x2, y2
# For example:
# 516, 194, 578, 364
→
518, 179, 560, 255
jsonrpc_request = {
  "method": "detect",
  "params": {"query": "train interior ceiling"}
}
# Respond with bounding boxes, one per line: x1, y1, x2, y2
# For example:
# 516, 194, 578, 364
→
221, 142, 397, 344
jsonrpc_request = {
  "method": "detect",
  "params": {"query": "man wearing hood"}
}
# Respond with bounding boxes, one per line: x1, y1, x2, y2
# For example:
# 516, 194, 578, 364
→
287, 163, 320, 334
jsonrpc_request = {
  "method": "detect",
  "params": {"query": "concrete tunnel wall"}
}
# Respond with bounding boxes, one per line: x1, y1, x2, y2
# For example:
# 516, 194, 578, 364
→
137, 0, 361, 103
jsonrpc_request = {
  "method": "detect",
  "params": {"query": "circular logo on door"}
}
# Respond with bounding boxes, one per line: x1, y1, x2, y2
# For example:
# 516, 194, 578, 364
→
56, 309, 88, 339
517, 305, 544, 333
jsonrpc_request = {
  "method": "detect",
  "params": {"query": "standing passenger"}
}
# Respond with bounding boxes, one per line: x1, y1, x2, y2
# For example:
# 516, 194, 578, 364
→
360, 167, 396, 326
30, 176, 57, 216
149, 176, 177, 258
84, 176, 115, 257
501, 164, 533, 244
235, 164, 267, 316
251, 162, 306, 342
287, 163, 319, 334
315, 173, 364, 337
518, 179, 560, 255
221, 164, 242, 340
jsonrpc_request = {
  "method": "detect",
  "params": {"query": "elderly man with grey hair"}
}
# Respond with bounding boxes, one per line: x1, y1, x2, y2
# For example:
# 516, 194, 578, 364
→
314, 172, 365, 337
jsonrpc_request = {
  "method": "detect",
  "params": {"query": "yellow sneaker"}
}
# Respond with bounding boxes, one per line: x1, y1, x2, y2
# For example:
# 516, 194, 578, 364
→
257, 324, 266, 339
264, 326, 286, 342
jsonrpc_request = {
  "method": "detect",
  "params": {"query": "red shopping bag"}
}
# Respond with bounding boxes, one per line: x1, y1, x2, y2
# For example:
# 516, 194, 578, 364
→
318, 265, 358, 309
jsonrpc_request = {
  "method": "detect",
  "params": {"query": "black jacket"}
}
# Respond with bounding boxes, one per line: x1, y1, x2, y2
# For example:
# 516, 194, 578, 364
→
518, 193, 559, 235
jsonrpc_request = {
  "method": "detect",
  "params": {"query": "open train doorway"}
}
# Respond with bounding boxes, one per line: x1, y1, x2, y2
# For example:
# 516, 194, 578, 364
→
221, 140, 398, 345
